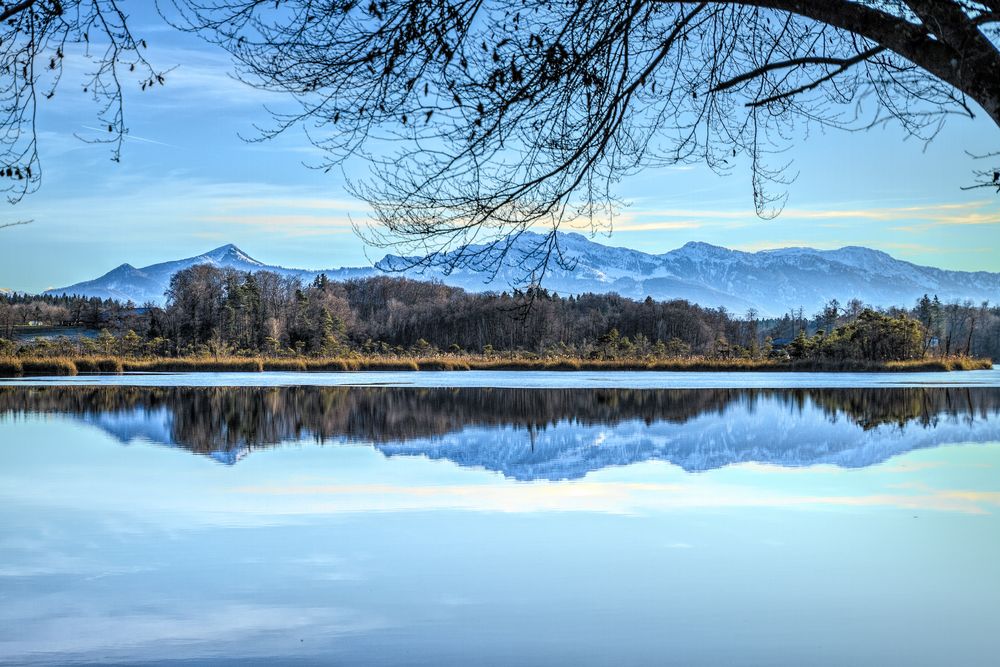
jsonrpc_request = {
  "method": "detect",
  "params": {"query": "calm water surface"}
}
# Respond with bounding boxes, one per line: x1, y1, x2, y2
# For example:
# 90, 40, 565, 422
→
2, 372, 999, 665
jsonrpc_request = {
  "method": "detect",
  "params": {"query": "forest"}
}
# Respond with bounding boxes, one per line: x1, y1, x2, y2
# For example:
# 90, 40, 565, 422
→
1, 264, 998, 366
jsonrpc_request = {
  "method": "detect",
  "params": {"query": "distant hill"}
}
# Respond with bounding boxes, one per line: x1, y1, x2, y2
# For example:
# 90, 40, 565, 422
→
44, 244, 370, 305
44, 232, 1000, 316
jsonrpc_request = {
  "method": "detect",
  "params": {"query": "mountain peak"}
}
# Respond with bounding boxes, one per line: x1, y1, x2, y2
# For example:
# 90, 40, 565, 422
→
205, 243, 241, 256
675, 241, 732, 257
202, 244, 263, 266
107, 263, 139, 274
834, 245, 892, 258
682, 241, 725, 250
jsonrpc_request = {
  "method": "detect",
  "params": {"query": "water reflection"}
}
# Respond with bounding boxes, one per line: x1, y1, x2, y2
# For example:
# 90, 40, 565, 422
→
2, 386, 999, 478
2, 385, 1000, 666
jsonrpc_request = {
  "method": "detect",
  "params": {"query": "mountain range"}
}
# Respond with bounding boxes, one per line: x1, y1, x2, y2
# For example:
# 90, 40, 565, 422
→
45, 231, 1000, 316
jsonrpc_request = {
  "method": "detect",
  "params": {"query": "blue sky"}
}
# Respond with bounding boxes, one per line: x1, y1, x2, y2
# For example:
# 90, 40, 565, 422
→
2, 7, 999, 294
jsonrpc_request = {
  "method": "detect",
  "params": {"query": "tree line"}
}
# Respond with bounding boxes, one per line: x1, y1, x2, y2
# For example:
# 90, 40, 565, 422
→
3, 264, 998, 362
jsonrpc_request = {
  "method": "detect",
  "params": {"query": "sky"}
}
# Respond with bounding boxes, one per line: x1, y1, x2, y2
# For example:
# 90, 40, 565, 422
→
1, 6, 999, 294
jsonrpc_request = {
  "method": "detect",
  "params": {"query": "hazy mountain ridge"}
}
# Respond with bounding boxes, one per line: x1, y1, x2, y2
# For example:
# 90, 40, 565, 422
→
45, 232, 1000, 316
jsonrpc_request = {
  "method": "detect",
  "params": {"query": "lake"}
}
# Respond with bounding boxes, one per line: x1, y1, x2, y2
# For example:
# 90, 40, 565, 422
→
2, 371, 999, 665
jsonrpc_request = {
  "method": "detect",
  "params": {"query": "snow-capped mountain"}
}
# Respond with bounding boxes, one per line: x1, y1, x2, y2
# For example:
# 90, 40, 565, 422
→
45, 244, 369, 305
45, 233, 1000, 315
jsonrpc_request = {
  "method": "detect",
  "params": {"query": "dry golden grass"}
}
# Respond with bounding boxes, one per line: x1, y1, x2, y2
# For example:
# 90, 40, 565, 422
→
18, 357, 78, 376
304, 359, 360, 371
74, 358, 124, 374
262, 359, 308, 371
0, 354, 992, 377
882, 357, 994, 372
122, 358, 265, 373
415, 357, 471, 371
0, 357, 23, 376
359, 358, 420, 371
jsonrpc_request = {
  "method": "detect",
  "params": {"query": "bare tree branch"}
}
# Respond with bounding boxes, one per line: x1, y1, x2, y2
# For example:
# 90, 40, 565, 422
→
0, 219, 32, 229
712, 47, 885, 94
0, 1, 164, 206
119, 2, 1000, 280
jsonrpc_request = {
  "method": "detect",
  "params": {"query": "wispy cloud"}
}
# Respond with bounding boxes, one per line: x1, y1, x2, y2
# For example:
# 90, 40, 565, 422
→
611, 220, 703, 232
17, 176, 370, 241
195, 192, 373, 237
200, 214, 356, 237
228, 480, 1000, 516
618, 199, 999, 231
879, 242, 995, 254
79, 126, 176, 148
729, 240, 841, 252
222, 197, 370, 212
890, 206, 1000, 231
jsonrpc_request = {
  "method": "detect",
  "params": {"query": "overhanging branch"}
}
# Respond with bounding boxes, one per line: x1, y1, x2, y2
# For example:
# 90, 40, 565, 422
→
711, 47, 885, 93
747, 46, 885, 106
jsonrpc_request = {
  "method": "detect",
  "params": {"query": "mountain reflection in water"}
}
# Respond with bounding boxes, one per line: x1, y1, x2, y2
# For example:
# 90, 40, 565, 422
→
2, 386, 999, 479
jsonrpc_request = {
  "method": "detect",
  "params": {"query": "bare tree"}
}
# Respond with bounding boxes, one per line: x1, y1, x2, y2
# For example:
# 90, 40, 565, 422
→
167, 0, 1000, 280
0, 0, 164, 206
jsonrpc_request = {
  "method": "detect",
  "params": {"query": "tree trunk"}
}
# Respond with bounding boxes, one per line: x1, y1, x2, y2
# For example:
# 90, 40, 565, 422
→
718, 0, 1000, 128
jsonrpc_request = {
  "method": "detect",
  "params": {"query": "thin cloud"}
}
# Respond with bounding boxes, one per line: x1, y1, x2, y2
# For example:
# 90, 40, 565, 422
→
79, 126, 176, 148
729, 240, 843, 252
199, 214, 357, 236
619, 199, 997, 230
880, 242, 995, 254
228, 480, 1000, 516
611, 221, 703, 232
220, 197, 371, 213
898, 211, 1000, 231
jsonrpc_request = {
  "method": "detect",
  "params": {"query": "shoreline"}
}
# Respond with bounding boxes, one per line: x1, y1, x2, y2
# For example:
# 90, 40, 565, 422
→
0, 355, 992, 378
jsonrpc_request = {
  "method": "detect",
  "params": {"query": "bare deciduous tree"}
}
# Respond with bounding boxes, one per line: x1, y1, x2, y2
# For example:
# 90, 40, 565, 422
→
0, 0, 163, 206
166, 0, 1000, 279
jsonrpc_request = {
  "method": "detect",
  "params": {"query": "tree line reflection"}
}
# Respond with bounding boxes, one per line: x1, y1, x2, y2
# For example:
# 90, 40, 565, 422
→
2, 386, 999, 459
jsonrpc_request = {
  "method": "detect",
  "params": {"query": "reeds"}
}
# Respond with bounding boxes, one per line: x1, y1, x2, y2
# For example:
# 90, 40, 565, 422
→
304, 359, 359, 371
74, 357, 124, 374
18, 357, 78, 376
357, 358, 420, 371
0, 354, 992, 377
0, 357, 23, 376
882, 356, 993, 372
416, 357, 472, 371
122, 358, 265, 373
262, 358, 308, 371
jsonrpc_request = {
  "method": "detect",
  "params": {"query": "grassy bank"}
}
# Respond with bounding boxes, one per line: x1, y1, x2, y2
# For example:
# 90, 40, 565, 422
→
0, 354, 992, 378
